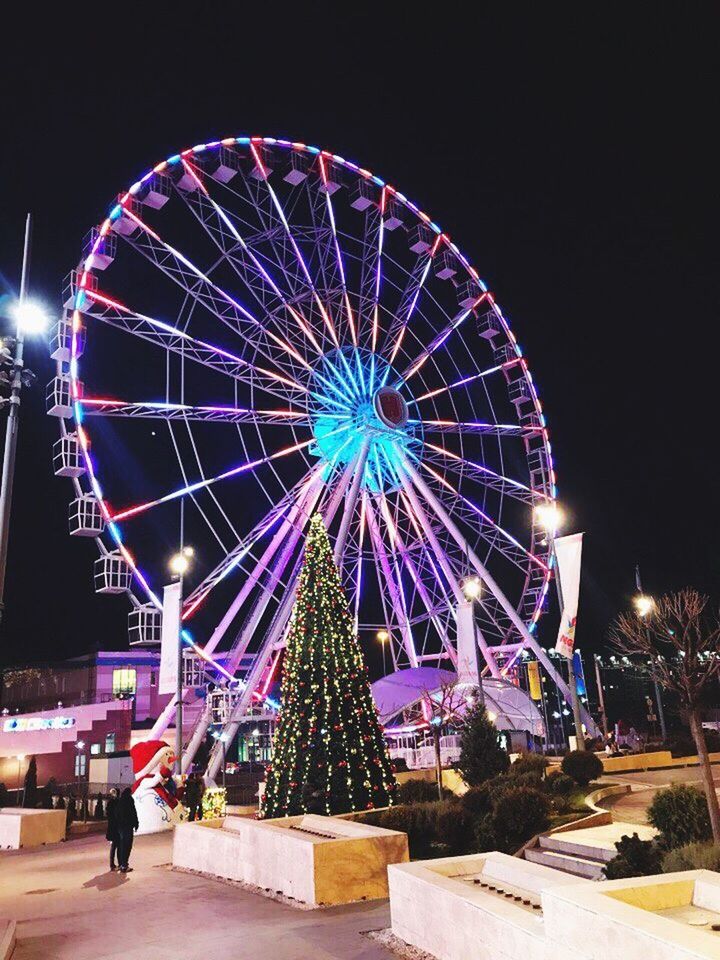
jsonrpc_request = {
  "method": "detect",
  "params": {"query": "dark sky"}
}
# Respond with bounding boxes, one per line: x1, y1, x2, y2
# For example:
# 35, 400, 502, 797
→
0, 8, 718, 672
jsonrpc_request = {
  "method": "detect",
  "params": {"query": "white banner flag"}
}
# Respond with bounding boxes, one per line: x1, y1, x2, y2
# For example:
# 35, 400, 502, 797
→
159, 581, 182, 695
554, 532, 584, 658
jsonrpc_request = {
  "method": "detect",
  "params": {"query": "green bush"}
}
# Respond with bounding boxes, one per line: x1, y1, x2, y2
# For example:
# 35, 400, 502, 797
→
457, 700, 510, 787
434, 800, 473, 854
392, 757, 409, 773
662, 841, 720, 873
473, 815, 497, 852
511, 753, 548, 779
545, 771, 575, 797
396, 778, 447, 804
648, 784, 712, 849
460, 784, 494, 818
604, 833, 663, 879
561, 750, 603, 787
491, 786, 550, 852
378, 802, 438, 858
0, 782, 9, 807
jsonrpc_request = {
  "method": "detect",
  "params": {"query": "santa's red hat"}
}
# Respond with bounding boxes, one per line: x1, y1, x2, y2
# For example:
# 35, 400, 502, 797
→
130, 740, 173, 781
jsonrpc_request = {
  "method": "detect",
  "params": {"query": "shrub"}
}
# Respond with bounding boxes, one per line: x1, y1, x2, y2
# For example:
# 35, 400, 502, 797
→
392, 757, 409, 773
0, 782, 9, 807
460, 784, 494, 818
434, 800, 473, 854
545, 771, 575, 797
457, 700, 510, 787
662, 841, 720, 873
378, 802, 437, 858
604, 833, 663, 879
473, 815, 497, 852
511, 753, 548, 779
491, 786, 550, 852
648, 784, 712, 849
561, 750, 603, 787
397, 778, 443, 804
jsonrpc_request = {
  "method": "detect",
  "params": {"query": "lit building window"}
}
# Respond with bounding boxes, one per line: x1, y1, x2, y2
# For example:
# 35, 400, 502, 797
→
74, 754, 87, 776
90, 743, 101, 755
105, 733, 116, 753
112, 668, 136, 698
150, 670, 157, 688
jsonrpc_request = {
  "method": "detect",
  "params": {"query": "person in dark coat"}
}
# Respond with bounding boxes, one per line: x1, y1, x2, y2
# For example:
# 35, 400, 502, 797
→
105, 788, 119, 871
185, 773, 205, 822
116, 787, 139, 873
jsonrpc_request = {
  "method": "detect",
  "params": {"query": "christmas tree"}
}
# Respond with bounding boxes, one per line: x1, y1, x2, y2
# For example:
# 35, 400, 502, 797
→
260, 513, 397, 818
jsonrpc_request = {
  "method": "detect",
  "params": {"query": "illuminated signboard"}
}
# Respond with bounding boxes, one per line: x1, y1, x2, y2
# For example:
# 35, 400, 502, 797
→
3, 716, 77, 733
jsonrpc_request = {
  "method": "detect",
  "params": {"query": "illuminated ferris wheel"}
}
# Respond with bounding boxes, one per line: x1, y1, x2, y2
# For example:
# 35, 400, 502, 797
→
48, 135, 588, 768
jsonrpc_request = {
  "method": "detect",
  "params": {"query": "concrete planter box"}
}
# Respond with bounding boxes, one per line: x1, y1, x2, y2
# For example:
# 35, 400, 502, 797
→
173, 813, 409, 907
390, 853, 720, 960
0, 808, 66, 849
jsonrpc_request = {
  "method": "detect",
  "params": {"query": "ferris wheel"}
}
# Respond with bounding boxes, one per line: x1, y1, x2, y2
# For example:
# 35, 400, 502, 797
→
48, 135, 591, 769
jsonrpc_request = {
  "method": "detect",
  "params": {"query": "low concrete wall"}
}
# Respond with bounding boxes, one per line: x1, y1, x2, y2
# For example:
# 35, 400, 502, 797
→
0, 808, 66, 849
173, 813, 409, 907
600, 750, 720, 774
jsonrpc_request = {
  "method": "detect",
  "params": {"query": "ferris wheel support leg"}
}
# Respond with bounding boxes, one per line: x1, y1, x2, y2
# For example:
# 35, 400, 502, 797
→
365, 497, 418, 668
333, 440, 370, 567
403, 459, 599, 737
397, 468, 503, 680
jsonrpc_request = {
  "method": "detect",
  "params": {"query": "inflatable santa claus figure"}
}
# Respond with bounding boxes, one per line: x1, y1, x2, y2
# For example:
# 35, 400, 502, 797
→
130, 739, 186, 835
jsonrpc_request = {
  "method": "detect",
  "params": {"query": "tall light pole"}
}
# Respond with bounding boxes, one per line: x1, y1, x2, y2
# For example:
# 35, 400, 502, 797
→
534, 503, 586, 750
376, 629, 389, 675
0, 214, 48, 625
169, 544, 194, 776
16, 754, 25, 805
461, 575, 485, 706
633, 593, 667, 741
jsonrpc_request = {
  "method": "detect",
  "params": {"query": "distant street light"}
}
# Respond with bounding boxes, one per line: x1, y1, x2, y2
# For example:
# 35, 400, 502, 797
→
376, 630, 389, 675
169, 545, 194, 775
633, 594, 655, 619
0, 215, 47, 625
632, 591, 666, 739
534, 501, 564, 535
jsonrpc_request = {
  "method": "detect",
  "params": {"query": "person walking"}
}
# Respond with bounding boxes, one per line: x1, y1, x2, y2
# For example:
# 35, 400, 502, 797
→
116, 787, 139, 873
105, 788, 119, 871
185, 772, 204, 822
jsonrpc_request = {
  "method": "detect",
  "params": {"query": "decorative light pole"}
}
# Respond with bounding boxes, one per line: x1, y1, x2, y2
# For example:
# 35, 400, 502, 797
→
460, 575, 485, 706
534, 503, 586, 750
211, 729, 228, 789
16, 754, 25, 805
169, 545, 194, 776
0, 214, 48, 625
633, 593, 667, 741
376, 629, 389, 675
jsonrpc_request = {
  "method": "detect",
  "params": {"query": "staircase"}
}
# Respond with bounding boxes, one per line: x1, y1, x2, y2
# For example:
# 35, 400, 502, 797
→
524, 833, 610, 880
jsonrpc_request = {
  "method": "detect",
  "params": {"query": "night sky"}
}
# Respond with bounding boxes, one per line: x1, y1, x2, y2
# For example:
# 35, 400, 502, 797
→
0, 9, 717, 673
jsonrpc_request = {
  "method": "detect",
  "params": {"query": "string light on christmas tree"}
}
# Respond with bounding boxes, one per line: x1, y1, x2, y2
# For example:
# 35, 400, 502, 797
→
260, 513, 397, 818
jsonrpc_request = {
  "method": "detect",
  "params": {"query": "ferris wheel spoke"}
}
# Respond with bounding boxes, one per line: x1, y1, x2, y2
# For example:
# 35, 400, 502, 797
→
420, 461, 547, 574
172, 159, 329, 363
82, 289, 308, 404
412, 418, 539, 439
397, 293, 490, 385
411, 358, 523, 404
110, 428, 344, 523
117, 206, 315, 384
247, 143, 344, 354
80, 397, 314, 427
383, 236, 442, 373
422, 442, 535, 504
364, 496, 417, 667
316, 155, 358, 347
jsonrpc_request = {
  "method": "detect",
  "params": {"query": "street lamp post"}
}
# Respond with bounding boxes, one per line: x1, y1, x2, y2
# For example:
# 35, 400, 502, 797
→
534, 503, 586, 751
75, 741, 86, 820
461, 576, 485, 706
169, 545, 194, 776
0, 214, 48, 626
376, 630, 389, 675
16, 754, 25, 806
633, 593, 667, 741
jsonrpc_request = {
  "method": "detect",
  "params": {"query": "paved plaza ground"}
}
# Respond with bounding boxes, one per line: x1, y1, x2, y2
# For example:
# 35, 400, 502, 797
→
603, 765, 720, 824
0, 832, 393, 960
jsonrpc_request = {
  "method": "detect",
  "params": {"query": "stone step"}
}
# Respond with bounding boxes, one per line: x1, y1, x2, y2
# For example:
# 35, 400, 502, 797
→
538, 833, 615, 863
524, 846, 606, 880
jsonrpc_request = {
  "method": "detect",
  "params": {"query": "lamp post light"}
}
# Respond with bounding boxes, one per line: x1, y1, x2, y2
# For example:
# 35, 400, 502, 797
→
0, 214, 48, 626
533, 502, 586, 751
75, 741, 86, 819
376, 629, 389, 675
16, 754, 25, 806
169, 545, 194, 776
633, 593, 667, 741
212, 730, 229, 790
461, 575, 485, 706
